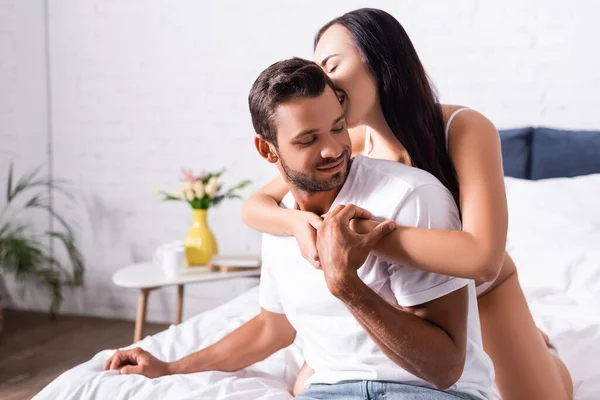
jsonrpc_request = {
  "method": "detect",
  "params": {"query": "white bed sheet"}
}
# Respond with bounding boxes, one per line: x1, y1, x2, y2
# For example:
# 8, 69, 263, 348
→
35, 175, 600, 400
504, 175, 600, 400
34, 286, 303, 400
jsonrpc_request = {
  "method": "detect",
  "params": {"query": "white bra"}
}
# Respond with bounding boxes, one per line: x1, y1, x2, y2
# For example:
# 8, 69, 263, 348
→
363, 107, 470, 155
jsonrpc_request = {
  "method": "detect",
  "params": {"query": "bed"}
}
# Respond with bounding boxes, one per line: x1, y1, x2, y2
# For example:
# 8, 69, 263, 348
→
34, 127, 600, 400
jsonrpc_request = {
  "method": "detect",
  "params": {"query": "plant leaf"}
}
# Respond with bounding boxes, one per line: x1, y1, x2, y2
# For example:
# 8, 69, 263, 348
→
0, 221, 28, 237
7, 161, 13, 202
0, 221, 10, 236
35, 268, 63, 317
213, 168, 226, 179
24, 193, 45, 208
0, 234, 45, 279
225, 179, 252, 195
41, 254, 72, 281
1, 163, 84, 316
201, 168, 226, 184
27, 178, 75, 202
46, 230, 85, 286
8, 165, 44, 202
161, 195, 182, 201
25, 200, 75, 236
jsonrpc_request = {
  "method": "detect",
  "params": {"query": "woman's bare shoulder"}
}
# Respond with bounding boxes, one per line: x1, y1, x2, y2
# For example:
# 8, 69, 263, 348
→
440, 104, 469, 124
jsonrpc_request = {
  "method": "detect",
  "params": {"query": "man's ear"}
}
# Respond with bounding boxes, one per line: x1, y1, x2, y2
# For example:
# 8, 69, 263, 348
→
254, 134, 279, 164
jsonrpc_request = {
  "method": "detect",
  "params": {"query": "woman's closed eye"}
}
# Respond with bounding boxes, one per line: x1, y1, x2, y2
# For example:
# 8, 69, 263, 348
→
332, 122, 345, 133
328, 65, 338, 73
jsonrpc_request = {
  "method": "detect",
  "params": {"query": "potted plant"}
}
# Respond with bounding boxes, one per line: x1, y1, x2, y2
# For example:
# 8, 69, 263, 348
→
156, 168, 251, 266
0, 162, 85, 332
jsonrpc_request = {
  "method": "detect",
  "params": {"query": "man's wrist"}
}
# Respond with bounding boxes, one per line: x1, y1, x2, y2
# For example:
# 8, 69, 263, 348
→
166, 359, 183, 375
329, 273, 364, 300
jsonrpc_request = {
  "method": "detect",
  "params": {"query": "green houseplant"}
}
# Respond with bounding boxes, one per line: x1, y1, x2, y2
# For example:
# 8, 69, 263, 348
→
0, 162, 85, 325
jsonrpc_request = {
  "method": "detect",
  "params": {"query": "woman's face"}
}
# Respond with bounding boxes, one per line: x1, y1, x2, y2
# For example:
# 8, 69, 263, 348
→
314, 24, 379, 128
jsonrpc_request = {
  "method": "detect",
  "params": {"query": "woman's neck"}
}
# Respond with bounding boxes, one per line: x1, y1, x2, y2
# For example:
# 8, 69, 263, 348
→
362, 110, 411, 165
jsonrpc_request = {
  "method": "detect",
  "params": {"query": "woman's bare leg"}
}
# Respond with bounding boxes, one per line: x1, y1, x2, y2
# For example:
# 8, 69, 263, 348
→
477, 253, 573, 400
539, 330, 574, 400
292, 362, 315, 396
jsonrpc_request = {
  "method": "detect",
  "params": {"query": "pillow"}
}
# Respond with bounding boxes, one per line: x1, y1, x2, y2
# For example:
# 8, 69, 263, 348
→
531, 128, 600, 180
498, 127, 533, 179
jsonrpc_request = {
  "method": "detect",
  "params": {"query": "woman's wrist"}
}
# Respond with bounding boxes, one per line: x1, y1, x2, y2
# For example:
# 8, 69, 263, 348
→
287, 209, 308, 236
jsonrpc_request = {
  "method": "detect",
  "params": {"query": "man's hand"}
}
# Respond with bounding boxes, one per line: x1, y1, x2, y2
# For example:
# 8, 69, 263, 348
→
316, 204, 396, 296
102, 347, 170, 378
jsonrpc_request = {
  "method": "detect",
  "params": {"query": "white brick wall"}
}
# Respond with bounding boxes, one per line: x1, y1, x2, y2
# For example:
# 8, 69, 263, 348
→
0, 0, 52, 307
2, 0, 600, 323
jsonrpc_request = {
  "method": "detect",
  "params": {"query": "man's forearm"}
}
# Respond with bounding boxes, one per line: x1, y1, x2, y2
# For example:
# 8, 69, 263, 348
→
168, 313, 294, 375
334, 277, 466, 389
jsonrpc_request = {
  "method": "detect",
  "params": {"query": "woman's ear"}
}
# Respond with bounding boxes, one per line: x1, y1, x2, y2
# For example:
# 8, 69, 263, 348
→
254, 134, 279, 164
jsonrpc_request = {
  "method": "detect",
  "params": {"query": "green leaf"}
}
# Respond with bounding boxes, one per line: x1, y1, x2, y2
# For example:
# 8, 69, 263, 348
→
24, 193, 45, 208
201, 168, 226, 184
46, 230, 85, 286
162, 195, 182, 201
8, 165, 44, 202
210, 195, 225, 206
0, 221, 10, 236
35, 268, 63, 317
7, 161, 13, 202
0, 235, 45, 279
29, 178, 74, 202
200, 197, 211, 209
41, 254, 72, 282
0, 162, 85, 316
0, 222, 28, 237
213, 168, 226, 179
225, 179, 252, 195
25, 200, 75, 236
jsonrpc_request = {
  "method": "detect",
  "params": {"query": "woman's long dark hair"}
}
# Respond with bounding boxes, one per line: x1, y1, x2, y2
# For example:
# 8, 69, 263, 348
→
315, 8, 460, 208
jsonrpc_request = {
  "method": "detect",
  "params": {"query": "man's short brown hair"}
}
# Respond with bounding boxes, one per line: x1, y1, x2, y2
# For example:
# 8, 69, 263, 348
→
248, 57, 337, 146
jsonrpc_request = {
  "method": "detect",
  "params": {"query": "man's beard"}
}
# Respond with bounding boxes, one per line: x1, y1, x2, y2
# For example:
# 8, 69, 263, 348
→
279, 147, 351, 193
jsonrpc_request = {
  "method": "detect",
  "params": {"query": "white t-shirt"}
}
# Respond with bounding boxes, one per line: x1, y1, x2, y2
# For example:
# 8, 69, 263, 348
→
259, 154, 494, 400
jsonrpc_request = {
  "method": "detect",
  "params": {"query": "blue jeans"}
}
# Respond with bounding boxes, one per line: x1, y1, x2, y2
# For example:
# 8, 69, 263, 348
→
294, 381, 483, 400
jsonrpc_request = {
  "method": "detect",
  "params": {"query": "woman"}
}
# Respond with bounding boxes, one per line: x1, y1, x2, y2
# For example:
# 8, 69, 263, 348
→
242, 8, 573, 400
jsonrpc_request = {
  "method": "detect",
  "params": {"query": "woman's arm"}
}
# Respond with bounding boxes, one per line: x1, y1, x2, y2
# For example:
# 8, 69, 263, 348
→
242, 175, 296, 235
356, 109, 508, 282
242, 175, 323, 267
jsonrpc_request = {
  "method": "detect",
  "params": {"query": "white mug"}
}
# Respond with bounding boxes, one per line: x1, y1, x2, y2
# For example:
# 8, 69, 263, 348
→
154, 242, 184, 278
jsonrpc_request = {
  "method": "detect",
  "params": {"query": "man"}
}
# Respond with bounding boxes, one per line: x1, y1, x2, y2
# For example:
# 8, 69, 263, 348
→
103, 58, 493, 399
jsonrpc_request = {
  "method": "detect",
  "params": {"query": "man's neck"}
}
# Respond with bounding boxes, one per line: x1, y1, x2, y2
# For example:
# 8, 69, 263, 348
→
291, 188, 339, 216
289, 159, 353, 216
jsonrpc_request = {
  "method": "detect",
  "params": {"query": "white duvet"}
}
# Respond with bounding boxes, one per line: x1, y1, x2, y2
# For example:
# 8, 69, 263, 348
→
35, 175, 600, 400
34, 286, 303, 400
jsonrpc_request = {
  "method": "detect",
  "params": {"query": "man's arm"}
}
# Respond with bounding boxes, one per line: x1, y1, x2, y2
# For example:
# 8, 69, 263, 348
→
316, 200, 468, 390
335, 276, 468, 390
102, 309, 296, 378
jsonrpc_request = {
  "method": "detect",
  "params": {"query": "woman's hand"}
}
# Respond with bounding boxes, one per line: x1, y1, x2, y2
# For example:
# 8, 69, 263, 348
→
291, 211, 323, 269
349, 217, 380, 234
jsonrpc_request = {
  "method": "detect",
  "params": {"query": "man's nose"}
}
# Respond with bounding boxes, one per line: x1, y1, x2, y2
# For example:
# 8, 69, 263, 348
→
321, 134, 343, 160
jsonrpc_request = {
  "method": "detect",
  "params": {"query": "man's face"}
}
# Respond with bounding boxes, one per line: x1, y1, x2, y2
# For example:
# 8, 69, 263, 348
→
272, 87, 352, 193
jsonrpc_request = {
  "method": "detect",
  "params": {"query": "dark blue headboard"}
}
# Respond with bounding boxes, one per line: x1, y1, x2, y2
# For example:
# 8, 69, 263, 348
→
498, 127, 600, 180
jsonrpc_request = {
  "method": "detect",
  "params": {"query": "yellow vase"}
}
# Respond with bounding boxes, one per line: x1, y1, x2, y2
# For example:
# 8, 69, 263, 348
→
184, 209, 218, 266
